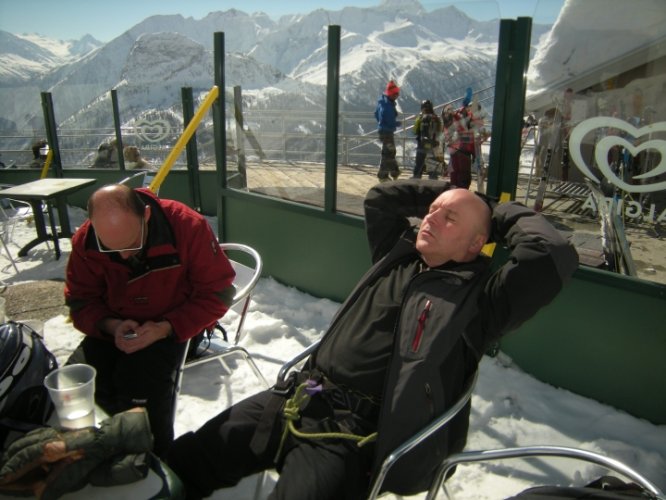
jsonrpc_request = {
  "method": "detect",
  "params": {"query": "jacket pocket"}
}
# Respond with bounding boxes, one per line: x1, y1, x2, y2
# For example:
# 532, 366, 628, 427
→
411, 299, 432, 353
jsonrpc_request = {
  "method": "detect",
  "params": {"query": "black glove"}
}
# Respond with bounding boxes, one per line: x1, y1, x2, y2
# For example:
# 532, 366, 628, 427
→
0, 407, 153, 499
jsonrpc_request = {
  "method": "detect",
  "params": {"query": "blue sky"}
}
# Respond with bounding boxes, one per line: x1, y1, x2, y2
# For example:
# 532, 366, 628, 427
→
0, 0, 564, 42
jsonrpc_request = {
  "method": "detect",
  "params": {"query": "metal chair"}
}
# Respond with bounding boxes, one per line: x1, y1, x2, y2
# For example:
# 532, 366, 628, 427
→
119, 170, 158, 195
366, 373, 662, 500
0, 192, 41, 274
274, 344, 662, 500
171, 243, 266, 422
118, 170, 148, 188
0, 219, 19, 274
434, 446, 663, 500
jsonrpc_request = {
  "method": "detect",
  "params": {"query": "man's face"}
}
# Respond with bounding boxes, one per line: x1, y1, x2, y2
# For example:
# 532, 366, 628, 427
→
92, 208, 148, 260
416, 189, 489, 267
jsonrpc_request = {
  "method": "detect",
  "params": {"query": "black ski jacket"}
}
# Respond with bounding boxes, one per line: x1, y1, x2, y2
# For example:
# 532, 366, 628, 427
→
322, 180, 579, 495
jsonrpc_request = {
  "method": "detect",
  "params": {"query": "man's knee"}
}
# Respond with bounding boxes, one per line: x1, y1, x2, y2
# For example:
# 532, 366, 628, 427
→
167, 431, 217, 499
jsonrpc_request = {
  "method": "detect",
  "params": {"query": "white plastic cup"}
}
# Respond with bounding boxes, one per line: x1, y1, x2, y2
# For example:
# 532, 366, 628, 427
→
44, 364, 96, 430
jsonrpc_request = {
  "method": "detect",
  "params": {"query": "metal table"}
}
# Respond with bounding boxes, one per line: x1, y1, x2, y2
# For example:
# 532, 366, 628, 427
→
0, 178, 96, 259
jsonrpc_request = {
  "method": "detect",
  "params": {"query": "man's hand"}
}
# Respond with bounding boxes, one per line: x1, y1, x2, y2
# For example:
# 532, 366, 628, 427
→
118, 320, 173, 354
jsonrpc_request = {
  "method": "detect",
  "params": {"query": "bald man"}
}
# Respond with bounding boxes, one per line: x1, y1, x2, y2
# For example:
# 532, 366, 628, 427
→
64, 184, 235, 457
168, 180, 579, 500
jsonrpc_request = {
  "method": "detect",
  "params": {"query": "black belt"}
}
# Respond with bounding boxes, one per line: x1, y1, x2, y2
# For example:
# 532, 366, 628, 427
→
309, 369, 381, 423
270, 368, 381, 421
321, 385, 380, 422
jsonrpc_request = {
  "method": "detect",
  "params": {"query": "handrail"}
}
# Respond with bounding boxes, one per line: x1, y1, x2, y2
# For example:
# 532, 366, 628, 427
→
148, 85, 219, 193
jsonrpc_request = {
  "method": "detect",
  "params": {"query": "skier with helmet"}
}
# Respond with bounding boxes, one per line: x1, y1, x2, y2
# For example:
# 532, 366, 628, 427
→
374, 80, 402, 181
413, 99, 442, 179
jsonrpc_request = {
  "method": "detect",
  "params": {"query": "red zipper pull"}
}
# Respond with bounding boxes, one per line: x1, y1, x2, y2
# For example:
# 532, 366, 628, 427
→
411, 299, 432, 352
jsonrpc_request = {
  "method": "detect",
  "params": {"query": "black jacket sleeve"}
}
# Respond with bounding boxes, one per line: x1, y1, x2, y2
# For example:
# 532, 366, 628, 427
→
482, 201, 579, 337
363, 179, 452, 263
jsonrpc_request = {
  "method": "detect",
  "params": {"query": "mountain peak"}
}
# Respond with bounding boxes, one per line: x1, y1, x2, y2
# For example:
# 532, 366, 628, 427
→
379, 0, 425, 14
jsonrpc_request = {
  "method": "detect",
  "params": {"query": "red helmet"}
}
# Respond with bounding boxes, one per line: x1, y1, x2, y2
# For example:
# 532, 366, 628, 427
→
385, 80, 400, 98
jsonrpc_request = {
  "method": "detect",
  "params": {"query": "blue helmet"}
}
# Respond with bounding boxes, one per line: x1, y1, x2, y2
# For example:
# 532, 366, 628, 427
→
0, 321, 57, 446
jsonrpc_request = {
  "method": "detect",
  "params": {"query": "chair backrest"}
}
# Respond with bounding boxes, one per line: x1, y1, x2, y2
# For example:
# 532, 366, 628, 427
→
219, 243, 263, 345
0, 186, 34, 274
118, 171, 147, 188
172, 243, 263, 421
0, 220, 19, 274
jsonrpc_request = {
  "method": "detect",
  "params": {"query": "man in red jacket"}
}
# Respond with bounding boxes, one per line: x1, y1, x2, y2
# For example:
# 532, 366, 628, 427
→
64, 184, 236, 457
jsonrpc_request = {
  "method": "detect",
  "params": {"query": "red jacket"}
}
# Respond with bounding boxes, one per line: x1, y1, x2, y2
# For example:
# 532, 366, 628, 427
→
64, 189, 236, 343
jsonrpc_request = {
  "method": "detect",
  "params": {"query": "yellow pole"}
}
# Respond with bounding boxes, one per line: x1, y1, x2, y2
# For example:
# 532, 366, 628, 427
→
148, 85, 219, 193
481, 192, 512, 257
39, 149, 53, 179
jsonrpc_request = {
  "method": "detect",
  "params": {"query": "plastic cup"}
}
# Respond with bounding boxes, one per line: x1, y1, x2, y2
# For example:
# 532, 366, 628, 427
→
44, 364, 96, 430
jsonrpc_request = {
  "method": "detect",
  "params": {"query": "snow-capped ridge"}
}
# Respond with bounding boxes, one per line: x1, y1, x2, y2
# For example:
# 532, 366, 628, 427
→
0, 1, 552, 138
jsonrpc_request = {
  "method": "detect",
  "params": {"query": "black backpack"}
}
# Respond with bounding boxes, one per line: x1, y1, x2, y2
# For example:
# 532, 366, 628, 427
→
418, 113, 439, 148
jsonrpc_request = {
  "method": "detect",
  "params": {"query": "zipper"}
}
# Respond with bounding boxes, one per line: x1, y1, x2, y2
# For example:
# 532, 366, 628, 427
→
424, 382, 434, 417
411, 299, 432, 352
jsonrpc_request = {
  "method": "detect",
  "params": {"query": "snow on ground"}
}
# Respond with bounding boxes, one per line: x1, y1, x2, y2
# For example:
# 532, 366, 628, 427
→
1, 205, 664, 499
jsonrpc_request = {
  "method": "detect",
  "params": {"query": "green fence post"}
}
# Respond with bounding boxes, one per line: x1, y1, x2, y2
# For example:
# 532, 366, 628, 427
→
111, 89, 126, 171
486, 17, 532, 199
182, 87, 202, 212
324, 25, 341, 213
40, 92, 63, 178
213, 32, 227, 241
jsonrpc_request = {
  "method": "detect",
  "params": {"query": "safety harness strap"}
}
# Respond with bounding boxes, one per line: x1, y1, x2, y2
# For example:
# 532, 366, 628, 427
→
274, 380, 378, 461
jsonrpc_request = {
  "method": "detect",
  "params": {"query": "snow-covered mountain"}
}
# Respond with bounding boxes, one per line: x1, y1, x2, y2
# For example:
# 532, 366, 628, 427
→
0, 0, 551, 144
0, 31, 102, 83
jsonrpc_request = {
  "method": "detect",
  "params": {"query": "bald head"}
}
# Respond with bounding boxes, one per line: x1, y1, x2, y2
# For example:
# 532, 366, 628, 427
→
88, 184, 145, 219
416, 188, 492, 267
88, 184, 149, 259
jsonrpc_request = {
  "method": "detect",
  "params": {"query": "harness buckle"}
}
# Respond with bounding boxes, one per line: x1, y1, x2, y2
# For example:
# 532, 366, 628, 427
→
271, 371, 298, 397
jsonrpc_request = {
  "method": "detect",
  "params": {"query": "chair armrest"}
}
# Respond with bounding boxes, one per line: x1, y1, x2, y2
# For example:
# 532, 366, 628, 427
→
433, 446, 663, 500
276, 339, 321, 383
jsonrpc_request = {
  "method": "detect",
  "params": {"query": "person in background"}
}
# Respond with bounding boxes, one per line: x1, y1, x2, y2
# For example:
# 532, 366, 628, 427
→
375, 80, 402, 182
471, 101, 490, 193
28, 140, 48, 169
445, 89, 477, 189
91, 140, 119, 169
412, 99, 442, 179
124, 145, 150, 170
167, 180, 578, 500
64, 184, 236, 457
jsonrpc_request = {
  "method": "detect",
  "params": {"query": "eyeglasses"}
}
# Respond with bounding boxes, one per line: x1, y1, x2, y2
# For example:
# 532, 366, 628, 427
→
95, 216, 145, 253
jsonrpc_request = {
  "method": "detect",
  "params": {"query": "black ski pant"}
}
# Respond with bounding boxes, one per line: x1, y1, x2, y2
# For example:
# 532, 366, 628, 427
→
67, 335, 186, 458
378, 131, 399, 180
167, 388, 376, 500
413, 143, 439, 179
